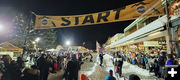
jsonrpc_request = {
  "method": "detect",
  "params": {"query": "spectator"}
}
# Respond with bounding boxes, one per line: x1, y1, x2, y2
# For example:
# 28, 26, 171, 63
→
140, 55, 145, 68
116, 55, 123, 77
37, 54, 51, 80
30, 52, 35, 62
80, 74, 88, 80
9, 60, 21, 80
17, 56, 27, 70
89, 53, 93, 62
57, 55, 64, 70
105, 69, 116, 80
66, 54, 80, 80
0, 71, 2, 80
158, 52, 166, 78
129, 74, 140, 80
0, 61, 5, 80
22, 65, 40, 80
166, 54, 173, 65
53, 60, 59, 73
172, 54, 179, 65
144, 56, 149, 70
154, 58, 159, 77
148, 56, 154, 72
99, 52, 104, 66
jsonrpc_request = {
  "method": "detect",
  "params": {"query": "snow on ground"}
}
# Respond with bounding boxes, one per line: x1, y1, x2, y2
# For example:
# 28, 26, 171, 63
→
103, 54, 156, 80
103, 54, 114, 72
122, 62, 151, 76
103, 54, 124, 80
84, 54, 98, 76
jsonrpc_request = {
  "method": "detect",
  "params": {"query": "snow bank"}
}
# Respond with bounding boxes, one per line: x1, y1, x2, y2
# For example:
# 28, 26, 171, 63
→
103, 54, 151, 76
122, 62, 151, 76
104, 54, 114, 72
103, 54, 153, 80
103, 54, 122, 79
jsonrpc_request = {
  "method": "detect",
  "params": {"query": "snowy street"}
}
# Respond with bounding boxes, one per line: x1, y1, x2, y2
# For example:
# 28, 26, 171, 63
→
23, 53, 160, 80
86, 54, 160, 80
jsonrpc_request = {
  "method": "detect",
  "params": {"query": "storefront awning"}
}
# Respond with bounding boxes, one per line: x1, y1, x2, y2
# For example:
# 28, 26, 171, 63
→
106, 15, 167, 48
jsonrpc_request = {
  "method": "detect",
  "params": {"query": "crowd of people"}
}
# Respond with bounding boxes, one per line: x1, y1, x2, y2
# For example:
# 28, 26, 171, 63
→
0, 51, 93, 80
111, 49, 179, 79
1, 49, 179, 80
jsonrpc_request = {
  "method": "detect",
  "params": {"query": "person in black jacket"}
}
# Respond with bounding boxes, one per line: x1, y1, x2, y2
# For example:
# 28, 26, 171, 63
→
37, 54, 51, 80
116, 55, 123, 77
158, 52, 166, 78
99, 53, 104, 66
66, 54, 80, 80
17, 56, 27, 70
9, 60, 21, 80
154, 58, 159, 77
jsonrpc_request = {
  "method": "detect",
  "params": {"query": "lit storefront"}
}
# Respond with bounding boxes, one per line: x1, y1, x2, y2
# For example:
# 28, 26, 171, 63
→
105, 14, 168, 55
170, 0, 180, 57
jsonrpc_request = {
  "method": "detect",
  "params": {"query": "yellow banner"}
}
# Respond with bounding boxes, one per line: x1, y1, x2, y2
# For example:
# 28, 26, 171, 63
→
35, 0, 164, 29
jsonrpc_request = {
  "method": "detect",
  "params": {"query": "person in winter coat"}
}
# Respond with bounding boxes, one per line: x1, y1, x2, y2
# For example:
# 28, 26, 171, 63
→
66, 54, 80, 80
80, 74, 88, 80
53, 60, 59, 73
57, 55, 64, 70
166, 54, 174, 65
158, 52, 166, 78
148, 56, 154, 72
128, 74, 140, 80
105, 69, 116, 80
154, 58, 159, 77
172, 54, 179, 65
17, 56, 27, 70
89, 53, 93, 62
99, 53, 104, 66
0, 71, 2, 80
30, 52, 34, 62
144, 56, 149, 70
136, 53, 141, 67
140, 55, 145, 68
1, 56, 12, 80
37, 54, 51, 80
9, 60, 21, 80
22, 65, 40, 80
116, 55, 123, 77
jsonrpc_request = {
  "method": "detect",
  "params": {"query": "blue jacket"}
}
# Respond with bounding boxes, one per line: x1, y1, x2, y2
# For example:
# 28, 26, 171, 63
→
166, 59, 173, 65
105, 76, 116, 80
144, 57, 148, 63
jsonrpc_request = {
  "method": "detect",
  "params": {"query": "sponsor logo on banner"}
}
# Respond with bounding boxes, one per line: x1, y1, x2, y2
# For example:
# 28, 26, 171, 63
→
137, 6, 146, 13
41, 18, 49, 26
35, 0, 164, 29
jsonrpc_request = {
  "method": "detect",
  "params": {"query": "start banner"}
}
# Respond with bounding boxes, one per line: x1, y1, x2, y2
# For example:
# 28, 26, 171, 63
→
35, 0, 164, 29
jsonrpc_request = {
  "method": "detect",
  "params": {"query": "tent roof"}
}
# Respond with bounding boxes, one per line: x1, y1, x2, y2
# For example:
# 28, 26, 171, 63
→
69, 46, 86, 50
0, 42, 21, 49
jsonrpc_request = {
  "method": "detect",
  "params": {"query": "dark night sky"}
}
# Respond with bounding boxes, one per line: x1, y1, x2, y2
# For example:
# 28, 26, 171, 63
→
0, 0, 142, 49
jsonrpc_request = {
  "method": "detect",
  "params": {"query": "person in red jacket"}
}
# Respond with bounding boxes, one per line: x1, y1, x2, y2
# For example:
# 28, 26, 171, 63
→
53, 60, 59, 73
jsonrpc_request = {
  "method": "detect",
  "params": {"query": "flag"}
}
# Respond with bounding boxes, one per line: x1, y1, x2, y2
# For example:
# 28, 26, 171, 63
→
96, 41, 101, 53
